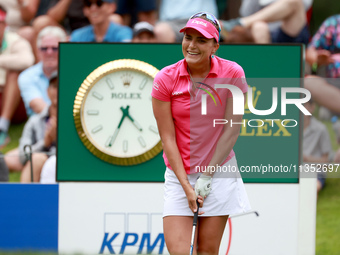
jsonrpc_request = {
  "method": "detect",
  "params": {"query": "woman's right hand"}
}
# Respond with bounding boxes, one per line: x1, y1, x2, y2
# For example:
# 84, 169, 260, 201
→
186, 188, 205, 215
317, 49, 334, 66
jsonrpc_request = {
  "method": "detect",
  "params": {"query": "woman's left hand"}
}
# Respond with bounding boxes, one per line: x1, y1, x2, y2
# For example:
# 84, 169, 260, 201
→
195, 175, 212, 197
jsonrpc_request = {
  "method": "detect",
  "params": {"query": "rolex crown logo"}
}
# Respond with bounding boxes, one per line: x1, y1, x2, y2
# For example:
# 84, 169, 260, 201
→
121, 73, 133, 87
245, 86, 261, 114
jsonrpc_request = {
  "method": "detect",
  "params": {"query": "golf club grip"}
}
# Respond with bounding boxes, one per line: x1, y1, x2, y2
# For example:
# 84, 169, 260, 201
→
193, 200, 199, 226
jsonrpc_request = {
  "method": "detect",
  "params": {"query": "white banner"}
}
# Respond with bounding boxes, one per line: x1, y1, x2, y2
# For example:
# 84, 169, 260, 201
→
59, 182, 314, 255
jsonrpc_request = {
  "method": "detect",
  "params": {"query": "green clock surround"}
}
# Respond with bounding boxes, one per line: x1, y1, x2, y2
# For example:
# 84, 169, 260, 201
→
58, 43, 302, 182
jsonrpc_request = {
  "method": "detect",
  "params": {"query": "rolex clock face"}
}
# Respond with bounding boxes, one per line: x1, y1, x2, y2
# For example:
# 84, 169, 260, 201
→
73, 59, 162, 165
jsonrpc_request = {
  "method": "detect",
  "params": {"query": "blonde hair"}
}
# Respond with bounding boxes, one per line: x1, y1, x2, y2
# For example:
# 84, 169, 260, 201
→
37, 26, 67, 48
191, 15, 219, 33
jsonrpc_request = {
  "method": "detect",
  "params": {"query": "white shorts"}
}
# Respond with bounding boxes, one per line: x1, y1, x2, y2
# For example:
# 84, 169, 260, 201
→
40, 155, 56, 184
163, 156, 251, 217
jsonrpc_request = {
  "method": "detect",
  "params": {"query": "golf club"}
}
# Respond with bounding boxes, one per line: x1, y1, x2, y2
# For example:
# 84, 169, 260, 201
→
190, 199, 200, 255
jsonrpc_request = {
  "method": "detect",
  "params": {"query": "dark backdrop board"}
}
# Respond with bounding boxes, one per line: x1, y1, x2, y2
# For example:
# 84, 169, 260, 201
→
58, 43, 302, 182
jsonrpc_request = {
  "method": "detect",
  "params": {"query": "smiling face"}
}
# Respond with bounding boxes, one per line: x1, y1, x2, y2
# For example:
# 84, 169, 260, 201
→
83, 0, 115, 26
182, 28, 219, 73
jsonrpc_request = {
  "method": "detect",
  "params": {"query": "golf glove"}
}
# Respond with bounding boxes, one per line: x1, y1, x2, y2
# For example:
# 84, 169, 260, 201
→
195, 175, 212, 197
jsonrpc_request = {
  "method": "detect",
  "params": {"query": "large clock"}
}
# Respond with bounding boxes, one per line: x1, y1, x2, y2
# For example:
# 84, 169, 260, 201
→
73, 59, 162, 166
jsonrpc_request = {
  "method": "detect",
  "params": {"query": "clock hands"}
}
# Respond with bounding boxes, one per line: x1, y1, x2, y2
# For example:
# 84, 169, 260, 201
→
126, 111, 143, 132
108, 106, 127, 147
107, 105, 143, 147
122, 105, 143, 132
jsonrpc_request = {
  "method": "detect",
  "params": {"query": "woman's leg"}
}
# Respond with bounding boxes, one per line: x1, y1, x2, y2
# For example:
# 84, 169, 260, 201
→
305, 75, 340, 114
197, 216, 229, 255
4, 148, 24, 172
20, 153, 48, 183
164, 216, 198, 255
241, 0, 306, 36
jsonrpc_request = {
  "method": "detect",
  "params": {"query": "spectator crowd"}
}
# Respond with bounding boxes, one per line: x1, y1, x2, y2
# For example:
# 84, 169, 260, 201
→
0, 0, 339, 190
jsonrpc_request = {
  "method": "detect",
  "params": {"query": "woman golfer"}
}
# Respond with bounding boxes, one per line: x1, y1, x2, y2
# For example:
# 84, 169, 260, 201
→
152, 12, 251, 254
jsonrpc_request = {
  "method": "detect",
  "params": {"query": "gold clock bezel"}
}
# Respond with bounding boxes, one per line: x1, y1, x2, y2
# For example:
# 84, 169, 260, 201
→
73, 59, 162, 166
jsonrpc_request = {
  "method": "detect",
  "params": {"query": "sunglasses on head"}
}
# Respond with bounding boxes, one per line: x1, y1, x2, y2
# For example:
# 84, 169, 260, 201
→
84, 0, 104, 7
190, 12, 221, 33
40, 46, 58, 52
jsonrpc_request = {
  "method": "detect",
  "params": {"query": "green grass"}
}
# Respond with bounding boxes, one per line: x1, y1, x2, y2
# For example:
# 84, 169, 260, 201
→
3, 123, 25, 152
1, 123, 25, 182
315, 120, 340, 255
0, 252, 57, 255
316, 178, 340, 254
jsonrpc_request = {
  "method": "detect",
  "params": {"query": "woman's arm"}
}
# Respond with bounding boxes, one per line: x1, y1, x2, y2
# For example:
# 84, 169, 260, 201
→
152, 97, 190, 191
47, 0, 72, 23
0, 36, 35, 70
18, 0, 40, 23
152, 97, 203, 213
204, 95, 246, 177
303, 153, 329, 163
305, 47, 318, 66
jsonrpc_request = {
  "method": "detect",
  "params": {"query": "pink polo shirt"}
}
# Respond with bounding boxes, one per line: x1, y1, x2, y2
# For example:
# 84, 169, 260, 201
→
152, 56, 248, 174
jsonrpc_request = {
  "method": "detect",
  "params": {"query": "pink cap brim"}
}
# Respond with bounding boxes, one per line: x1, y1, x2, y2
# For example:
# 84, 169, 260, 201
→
180, 18, 219, 42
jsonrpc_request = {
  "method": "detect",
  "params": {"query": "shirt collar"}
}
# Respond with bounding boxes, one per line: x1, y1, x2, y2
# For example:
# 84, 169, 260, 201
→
37, 62, 49, 79
209, 56, 218, 76
87, 26, 96, 42
179, 56, 219, 77
103, 22, 115, 42
179, 59, 189, 77
88, 22, 114, 42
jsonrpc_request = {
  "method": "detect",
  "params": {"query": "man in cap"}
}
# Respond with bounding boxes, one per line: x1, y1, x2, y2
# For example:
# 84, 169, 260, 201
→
132, 21, 156, 42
